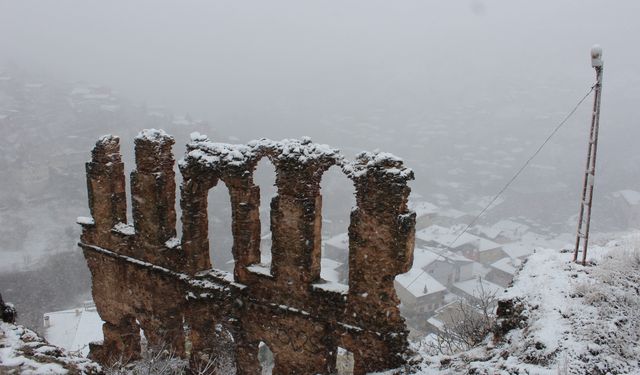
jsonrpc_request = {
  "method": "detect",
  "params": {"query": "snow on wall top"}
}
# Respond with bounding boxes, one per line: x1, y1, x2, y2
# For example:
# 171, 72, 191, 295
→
96, 134, 119, 147
343, 151, 414, 181
135, 128, 174, 143
92, 134, 121, 162
180, 132, 413, 182
182, 133, 340, 169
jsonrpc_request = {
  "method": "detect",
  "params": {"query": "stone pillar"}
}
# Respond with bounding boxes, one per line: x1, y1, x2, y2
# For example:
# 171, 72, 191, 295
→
344, 153, 415, 372
270, 160, 324, 288
224, 174, 262, 283
180, 167, 216, 275
131, 129, 177, 249
85, 135, 127, 232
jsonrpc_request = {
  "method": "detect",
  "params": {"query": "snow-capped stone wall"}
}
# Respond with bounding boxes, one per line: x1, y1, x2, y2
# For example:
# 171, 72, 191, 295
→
78, 129, 416, 375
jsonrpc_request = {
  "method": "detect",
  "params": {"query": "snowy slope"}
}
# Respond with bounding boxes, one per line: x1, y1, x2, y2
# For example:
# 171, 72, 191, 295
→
412, 233, 640, 374
0, 322, 101, 374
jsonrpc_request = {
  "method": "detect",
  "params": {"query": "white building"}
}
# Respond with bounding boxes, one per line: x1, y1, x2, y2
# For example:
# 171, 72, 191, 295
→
43, 301, 103, 356
474, 219, 530, 244
408, 201, 439, 229
486, 257, 522, 287
416, 225, 506, 264
451, 277, 503, 306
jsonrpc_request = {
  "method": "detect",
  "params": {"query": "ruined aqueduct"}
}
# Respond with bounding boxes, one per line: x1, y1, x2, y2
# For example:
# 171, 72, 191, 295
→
79, 129, 416, 374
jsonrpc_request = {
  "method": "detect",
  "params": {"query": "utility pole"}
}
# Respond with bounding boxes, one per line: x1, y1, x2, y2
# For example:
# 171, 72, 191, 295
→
574, 45, 604, 265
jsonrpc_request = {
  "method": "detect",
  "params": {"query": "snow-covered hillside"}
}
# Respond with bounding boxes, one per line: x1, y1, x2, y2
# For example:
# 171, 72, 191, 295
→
0, 322, 101, 374
413, 234, 640, 374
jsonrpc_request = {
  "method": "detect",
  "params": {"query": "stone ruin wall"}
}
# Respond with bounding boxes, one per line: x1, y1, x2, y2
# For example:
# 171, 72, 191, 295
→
78, 129, 416, 374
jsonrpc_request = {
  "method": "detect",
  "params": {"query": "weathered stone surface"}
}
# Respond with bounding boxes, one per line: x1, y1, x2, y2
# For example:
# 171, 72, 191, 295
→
80, 130, 416, 374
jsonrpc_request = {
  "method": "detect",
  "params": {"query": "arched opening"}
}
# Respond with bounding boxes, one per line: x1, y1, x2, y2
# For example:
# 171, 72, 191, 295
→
258, 341, 274, 375
318, 166, 355, 290
208, 183, 234, 275
254, 157, 277, 270
336, 347, 355, 375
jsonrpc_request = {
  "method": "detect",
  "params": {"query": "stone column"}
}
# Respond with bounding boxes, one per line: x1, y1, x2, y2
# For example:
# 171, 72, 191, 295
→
224, 174, 262, 283
85, 135, 127, 233
179, 171, 216, 275
131, 129, 177, 250
270, 160, 324, 288
344, 153, 416, 373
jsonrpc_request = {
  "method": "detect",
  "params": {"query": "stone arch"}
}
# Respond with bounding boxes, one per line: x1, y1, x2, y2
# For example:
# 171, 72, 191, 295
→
265, 147, 342, 286
207, 181, 234, 273
216, 168, 262, 283
253, 156, 278, 272
179, 167, 218, 274
318, 164, 355, 289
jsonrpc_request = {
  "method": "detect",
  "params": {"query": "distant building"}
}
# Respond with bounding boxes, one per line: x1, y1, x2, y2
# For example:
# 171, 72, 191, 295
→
395, 268, 447, 319
418, 248, 474, 287
501, 242, 534, 260
320, 257, 347, 285
43, 301, 103, 356
408, 201, 439, 230
473, 219, 530, 244
416, 225, 507, 264
395, 246, 473, 325
425, 300, 483, 335
486, 257, 522, 287
323, 232, 349, 263
451, 277, 503, 306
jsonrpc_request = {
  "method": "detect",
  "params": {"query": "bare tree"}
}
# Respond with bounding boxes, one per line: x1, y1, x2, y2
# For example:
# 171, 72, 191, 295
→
105, 343, 186, 375
430, 278, 498, 355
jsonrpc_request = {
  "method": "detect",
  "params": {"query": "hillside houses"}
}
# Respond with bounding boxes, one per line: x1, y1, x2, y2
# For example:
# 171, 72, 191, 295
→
416, 225, 507, 264
451, 277, 503, 305
394, 246, 476, 329
389, 202, 539, 336
419, 248, 474, 287
323, 232, 349, 262
395, 268, 447, 317
409, 201, 439, 229
473, 219, 530, 244
486, 257, 522, 287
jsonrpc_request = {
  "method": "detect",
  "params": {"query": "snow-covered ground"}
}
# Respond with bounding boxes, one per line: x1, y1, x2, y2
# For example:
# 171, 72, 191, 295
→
0, 322, 100, 374
411, 233, 640, 374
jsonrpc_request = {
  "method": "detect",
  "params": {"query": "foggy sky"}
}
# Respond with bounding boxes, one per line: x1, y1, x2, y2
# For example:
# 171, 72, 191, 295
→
2, 1, 639, 139
1, 0, 640, 233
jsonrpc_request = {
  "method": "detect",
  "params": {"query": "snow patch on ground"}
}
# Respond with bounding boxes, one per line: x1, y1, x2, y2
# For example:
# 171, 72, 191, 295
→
0, 322, 101, 374
412, 233, 640, 374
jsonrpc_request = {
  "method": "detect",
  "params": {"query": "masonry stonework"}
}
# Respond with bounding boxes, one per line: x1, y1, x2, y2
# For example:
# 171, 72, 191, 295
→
79, 129, 416, 374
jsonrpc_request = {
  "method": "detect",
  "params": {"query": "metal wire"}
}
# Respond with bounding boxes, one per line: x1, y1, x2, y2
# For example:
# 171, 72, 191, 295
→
405, 84, 596, 289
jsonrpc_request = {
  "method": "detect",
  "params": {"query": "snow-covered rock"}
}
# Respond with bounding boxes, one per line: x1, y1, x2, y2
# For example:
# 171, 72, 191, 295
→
0, 322, 101, 374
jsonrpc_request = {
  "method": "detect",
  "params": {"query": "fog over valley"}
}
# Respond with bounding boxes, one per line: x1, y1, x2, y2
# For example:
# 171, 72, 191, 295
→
0, 1, 639, 372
